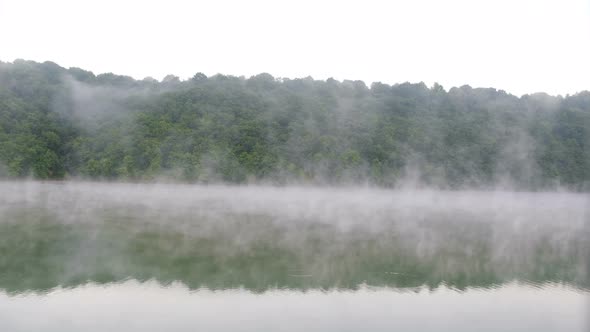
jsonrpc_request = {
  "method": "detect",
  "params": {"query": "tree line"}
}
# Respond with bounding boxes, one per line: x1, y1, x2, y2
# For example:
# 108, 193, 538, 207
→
0, 59, 588, 189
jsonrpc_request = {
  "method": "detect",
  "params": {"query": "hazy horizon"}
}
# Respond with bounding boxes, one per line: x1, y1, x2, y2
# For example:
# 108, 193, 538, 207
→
1, 0, 589, 96
3, 58, 587, 99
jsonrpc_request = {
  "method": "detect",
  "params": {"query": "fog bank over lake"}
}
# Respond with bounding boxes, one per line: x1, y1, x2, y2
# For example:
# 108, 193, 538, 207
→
2, 181, 589, 226
0, 181, 588, 292
0, 181, 588, 331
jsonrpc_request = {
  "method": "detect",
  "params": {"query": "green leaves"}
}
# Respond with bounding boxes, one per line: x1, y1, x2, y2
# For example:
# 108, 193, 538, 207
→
0, 60, 589, 189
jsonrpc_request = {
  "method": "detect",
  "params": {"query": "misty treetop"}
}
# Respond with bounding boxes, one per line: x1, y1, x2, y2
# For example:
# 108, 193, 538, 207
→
0, 59, 589, 189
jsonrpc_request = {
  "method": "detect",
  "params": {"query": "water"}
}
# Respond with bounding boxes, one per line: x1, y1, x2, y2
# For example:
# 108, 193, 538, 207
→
0, 181, 588, 331
1, 282, 586, 332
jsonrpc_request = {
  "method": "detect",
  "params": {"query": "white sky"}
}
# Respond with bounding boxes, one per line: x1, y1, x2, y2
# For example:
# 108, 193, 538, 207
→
0, 0, 589, 96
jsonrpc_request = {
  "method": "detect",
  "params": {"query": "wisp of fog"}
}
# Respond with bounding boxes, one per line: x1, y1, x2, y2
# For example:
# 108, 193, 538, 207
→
0, 181, 587, 292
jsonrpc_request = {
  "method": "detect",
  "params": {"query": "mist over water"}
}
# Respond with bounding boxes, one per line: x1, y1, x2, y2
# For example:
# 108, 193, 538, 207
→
0, 181, 588, 331
0, 181, 588, 290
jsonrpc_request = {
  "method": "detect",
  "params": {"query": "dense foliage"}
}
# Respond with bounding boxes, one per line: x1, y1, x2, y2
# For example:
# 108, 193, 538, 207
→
0, 60, 589, 189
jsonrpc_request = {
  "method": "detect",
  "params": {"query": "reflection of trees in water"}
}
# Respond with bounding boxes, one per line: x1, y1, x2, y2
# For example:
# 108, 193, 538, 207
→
0, 206, 587, 293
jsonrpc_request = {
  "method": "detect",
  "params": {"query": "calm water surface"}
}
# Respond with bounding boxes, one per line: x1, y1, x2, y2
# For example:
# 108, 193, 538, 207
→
0, 182, 588, 331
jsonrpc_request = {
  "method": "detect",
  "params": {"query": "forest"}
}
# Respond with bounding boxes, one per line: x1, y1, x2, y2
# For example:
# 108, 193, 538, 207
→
0, 59, 588, 189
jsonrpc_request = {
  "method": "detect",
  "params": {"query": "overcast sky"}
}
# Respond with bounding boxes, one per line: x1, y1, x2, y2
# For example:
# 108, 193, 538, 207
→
0, 0, 589, 96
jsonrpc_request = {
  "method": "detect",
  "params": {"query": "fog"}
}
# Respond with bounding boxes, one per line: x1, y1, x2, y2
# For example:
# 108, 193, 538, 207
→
0, 181, 588, 292
3, 60, 589, 189
3, 181, 588, 229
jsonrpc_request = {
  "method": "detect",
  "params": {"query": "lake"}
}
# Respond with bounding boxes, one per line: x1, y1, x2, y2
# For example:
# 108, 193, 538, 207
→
0, 181, 588, 331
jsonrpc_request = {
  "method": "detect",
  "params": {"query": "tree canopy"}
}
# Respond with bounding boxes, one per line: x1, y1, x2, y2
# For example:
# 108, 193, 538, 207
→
0, 60, 588, 189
